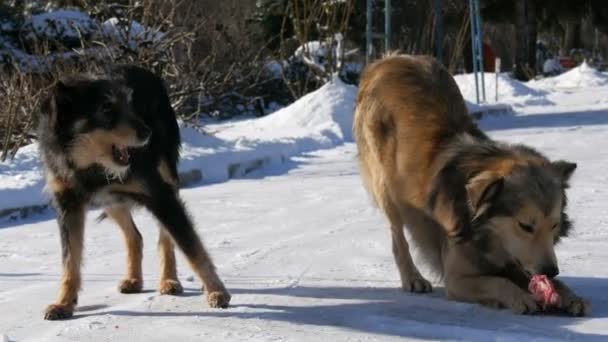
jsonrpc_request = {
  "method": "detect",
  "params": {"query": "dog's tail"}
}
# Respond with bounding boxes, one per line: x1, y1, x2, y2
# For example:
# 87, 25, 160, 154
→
400, 205, 448, 279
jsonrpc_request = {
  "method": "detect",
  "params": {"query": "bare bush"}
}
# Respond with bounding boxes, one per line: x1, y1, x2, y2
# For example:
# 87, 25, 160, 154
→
277, 0, 354, 100
81, 0, 273, 120
0, 71, 46, 162
1, 0, 281, 157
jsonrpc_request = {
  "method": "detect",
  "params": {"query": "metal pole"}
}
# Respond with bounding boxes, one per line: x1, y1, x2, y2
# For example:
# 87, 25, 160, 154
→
595, 28, 599, 57
366, 0, 372, 64
434, 0, 443, 61
474, 0, 486, 102
385, 0, 391, 52
468, 0, 479, 104
495, 58, 501, 103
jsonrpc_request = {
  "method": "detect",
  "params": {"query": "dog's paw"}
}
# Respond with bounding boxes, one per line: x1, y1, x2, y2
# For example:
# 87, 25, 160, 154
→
44, 303, 74, 320
507, 294, 540, 315
118, 278, 143, 294
402, 276, 433, 293
159, 279, 184, 295
207, 290, 231, 308
561, 295, 591, 317
478, 299, 504, 310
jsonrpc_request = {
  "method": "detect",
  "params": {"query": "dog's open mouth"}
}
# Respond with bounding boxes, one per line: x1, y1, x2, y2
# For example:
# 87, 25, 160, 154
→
112, 145, 131, 166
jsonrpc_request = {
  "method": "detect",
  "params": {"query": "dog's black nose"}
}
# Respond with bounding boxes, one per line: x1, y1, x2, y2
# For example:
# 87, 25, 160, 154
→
540, 265, 559, 278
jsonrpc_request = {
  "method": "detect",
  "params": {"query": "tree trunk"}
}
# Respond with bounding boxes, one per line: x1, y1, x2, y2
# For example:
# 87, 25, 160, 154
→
513, 0, 529, 81
513, 0, 536, 80
564, 20, 582, 53
527, 0, 537, 73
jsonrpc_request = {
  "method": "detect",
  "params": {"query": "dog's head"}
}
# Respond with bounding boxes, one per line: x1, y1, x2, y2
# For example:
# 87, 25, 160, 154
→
41, 76, 150, 179
467, 158, 576, 279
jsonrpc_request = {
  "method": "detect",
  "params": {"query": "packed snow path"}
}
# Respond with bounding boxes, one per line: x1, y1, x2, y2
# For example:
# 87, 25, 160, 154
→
3, 114, 608, 340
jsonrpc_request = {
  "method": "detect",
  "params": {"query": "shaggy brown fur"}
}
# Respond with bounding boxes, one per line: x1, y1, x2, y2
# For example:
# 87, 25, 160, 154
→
354, 54, 590, 316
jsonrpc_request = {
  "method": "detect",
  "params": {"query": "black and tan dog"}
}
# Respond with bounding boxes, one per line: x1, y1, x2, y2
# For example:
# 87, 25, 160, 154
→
354, 54, 590, 316
38, 65, 230, 320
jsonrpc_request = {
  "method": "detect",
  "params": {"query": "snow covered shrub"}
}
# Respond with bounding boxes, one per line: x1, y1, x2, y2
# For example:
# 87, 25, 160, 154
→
21, 10, 98, 50
253, 0, 355, 99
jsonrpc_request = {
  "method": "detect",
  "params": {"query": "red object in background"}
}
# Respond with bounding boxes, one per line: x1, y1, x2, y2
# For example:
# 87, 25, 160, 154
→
483, 42, 495, 72
528, 274, 560, 309
559, 57, 577, 69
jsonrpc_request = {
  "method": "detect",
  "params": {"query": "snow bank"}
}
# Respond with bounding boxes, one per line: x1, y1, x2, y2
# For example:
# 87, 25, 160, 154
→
532, 61, 608, 89
454, 72, 548, 108
179, 77, 357, 182
253, 76, 356, 140
0, 145, 44, 212
0, 78, 357, 214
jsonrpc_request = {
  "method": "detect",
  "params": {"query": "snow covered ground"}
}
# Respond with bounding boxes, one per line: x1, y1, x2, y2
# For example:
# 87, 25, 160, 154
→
1, 64, 608, 340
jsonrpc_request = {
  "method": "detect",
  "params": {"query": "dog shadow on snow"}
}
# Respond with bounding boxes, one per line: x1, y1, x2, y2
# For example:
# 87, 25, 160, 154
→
78, 275, 608, 340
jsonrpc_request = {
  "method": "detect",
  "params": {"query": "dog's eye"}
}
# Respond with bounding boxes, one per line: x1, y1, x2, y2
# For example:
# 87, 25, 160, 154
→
552, 223, 558, 230
518, 222, 534, 233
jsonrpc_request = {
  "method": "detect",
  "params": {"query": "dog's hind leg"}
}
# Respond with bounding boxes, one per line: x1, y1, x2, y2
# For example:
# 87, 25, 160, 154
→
105, 206, 143, 294
157, 228, 183, 295
45, 193, 85, 320
384, 198, 432, 293
145, 185, 230, 308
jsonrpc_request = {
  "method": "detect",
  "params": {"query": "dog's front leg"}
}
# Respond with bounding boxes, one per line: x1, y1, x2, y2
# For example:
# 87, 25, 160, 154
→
552, 279, 591, 316
45, 193, 85, 320
144, 184, 231, 308
446, 276, 539, 314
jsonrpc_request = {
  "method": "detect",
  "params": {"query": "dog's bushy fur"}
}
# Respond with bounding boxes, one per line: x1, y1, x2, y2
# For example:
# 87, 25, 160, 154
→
354, 54, 590, 316
38, 65, 230, 320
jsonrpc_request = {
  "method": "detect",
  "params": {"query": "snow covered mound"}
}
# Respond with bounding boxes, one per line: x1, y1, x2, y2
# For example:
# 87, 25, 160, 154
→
535, 62, 608, 89
254, 76, 357, 141
454, 72, 547, 108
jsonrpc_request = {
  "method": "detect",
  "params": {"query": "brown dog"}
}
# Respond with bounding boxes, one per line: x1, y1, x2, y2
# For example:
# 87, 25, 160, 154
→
353, 53, 589, 316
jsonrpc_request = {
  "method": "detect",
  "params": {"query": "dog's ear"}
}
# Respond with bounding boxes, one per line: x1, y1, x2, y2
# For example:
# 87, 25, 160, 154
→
53, 80, 75, 112
466, 171, 504, 212
551, 160, 577, 183
41, 81, 74, 127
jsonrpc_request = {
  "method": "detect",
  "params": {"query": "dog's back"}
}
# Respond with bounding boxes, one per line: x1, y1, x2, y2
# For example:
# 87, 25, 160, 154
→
354, 54, 482, 211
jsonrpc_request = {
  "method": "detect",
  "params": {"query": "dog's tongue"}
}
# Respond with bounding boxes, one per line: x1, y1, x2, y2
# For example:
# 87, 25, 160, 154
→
118, 147, 129, 163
